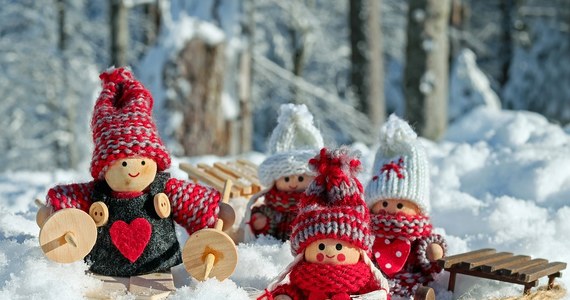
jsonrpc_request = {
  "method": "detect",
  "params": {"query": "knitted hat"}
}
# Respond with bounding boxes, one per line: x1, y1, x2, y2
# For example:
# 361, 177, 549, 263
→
258, 104, 324, 187
90, 67, 171, 180
289, 147, 373, 256
364, 114, 430, 213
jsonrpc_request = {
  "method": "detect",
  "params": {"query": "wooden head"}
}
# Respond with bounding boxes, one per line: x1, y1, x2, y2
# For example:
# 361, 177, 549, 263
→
370, 199, 420, 216
304, 238, 361, 265
104, 157, 157, 192
274, 173, 315, 192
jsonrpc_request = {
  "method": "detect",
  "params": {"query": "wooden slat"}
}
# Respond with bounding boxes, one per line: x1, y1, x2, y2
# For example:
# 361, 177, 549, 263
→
236, 159, 258, 171
481, 255, 531, 273
438, 248, 496, 269
452, 268, 535, 286
234, 160, 259, 179
501, 258, 549, 276
214, 162, 262, 191
198, 163, 253, 195
225, 162, 263, 188
129, 272, 175, 299
518, 262, 567, 282
460, 252, 513, 270
179, 163, 241, 198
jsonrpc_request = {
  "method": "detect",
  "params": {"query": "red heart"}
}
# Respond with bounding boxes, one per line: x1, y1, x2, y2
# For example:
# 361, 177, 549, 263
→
372, 237, 411, 276
109, 218, 152, 263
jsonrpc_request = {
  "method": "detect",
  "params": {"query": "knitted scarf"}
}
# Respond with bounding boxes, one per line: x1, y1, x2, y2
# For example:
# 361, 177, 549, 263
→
370, 212, 433, 240
370, 212, 433, 276
264, 187, 304, 212
289, 261, 375, 300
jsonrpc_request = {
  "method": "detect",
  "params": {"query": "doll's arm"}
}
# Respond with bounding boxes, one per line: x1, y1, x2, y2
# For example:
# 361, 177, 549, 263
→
416, 233, 447, 274
46, 182, 95, 212
165, 178, 221, 235
249, 205, 271, 235
270, 284, 303, 300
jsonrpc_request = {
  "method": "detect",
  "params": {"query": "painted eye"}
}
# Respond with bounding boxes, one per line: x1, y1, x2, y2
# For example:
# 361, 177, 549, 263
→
397, 203, 404, 209
318, 243, 325, 251
336, 243, 342, 251
122, 161, 127, 167
284, 177, 290, 182
298, 176, 304, 182
382, 201, 388, 208
141, 161, 146, 166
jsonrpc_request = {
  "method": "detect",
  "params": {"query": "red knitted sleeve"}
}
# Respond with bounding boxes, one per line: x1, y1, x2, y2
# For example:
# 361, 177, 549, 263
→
416, 233, 447, 274
46, 182, 95, 212
164, 178, 221, 235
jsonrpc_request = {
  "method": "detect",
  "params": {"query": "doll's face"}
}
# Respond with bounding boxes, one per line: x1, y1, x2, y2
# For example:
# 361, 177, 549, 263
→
304, 238, 361, 265
275, 174, 315, 192
370, 199, 420, 216
104, 158, 157, 192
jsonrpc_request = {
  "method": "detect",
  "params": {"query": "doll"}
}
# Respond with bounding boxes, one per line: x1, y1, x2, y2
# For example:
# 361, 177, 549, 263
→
258, 147, 390, 300
245, 104, 324, 241
43, 67, 233, 277
365, 115, 447, 298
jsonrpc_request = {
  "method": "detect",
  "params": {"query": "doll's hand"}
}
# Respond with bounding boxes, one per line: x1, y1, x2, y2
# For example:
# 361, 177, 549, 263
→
251, 213, 268, 230
426, 243, 444, 261
218, 203, 235, 231
274, 295, 292, 300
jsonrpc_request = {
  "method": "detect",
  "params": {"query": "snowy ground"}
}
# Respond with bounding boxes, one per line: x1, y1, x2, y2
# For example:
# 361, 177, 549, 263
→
1, 107, 569, 300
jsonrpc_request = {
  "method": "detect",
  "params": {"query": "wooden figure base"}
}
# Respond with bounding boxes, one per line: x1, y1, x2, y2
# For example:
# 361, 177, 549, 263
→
85, 272, 175, 300
414, 286, 436, 300
39, 208, 97, 263
182, 228, 238, 281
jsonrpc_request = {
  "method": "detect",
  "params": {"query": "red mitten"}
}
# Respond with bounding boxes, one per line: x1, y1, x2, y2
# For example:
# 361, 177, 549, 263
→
373, 237, 411, 276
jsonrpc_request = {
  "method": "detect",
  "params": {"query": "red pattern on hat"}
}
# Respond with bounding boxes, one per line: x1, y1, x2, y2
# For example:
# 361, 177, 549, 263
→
90, 67, 170, 180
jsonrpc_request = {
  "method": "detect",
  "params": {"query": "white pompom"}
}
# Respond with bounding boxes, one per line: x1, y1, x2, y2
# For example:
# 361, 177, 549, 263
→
379, 114, 417, 154
268, 103, 324, 154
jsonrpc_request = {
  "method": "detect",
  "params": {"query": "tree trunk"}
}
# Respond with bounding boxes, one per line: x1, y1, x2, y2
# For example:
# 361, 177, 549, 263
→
404, 0, 450, 140
170, 38, 227, 156
143, 1, 161, 47
110, 0, 129, 67
238, 0, 255, 153
350, 0, 385, 134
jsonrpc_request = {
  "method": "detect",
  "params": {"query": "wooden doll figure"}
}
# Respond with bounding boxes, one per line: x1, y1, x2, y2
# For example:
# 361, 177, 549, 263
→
245, 104, 324, 242
43, 67, 233, 276
258, 147, 390, 300
365, 115, 447, 299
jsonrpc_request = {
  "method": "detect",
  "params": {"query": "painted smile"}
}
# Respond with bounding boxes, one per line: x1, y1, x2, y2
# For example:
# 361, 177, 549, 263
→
289, 185, 298, 190
326, 254, 335, 258
128, 172, 140, 178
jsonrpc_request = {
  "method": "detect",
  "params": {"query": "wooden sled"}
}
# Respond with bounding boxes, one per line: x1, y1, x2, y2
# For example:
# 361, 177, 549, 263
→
180, 159, 262, 199
438, 248, 567, 295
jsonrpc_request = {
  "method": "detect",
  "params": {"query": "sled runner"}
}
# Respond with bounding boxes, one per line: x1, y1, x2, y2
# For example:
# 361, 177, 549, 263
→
438, 248, 566, 295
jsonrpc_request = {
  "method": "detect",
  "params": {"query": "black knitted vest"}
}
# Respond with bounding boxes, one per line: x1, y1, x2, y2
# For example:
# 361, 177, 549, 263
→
87, 172, 182, 276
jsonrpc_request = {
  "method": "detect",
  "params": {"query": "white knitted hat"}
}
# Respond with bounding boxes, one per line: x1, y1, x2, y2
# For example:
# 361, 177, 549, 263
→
258, 104, 324, 187
364, 114, 430, 213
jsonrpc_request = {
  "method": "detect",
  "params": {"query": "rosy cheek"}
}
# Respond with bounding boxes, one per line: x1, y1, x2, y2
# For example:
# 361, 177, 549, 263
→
316, 253, 324, 262
337, 254, 346, 262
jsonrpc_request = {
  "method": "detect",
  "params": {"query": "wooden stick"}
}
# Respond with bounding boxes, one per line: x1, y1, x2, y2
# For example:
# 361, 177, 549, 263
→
203, 180, 233, 279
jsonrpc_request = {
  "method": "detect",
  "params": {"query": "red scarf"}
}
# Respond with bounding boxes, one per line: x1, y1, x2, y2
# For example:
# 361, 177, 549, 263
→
289, 261, 376, 300
264, 187, 304, 212
370, 212, 432, 276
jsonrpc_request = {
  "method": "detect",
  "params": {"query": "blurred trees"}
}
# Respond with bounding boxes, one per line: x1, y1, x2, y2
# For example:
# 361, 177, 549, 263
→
404, 0, 451, 140
350, 0, 386, 135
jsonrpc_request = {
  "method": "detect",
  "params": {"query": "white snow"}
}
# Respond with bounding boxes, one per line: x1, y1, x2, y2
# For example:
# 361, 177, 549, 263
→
1, 107, 569, 299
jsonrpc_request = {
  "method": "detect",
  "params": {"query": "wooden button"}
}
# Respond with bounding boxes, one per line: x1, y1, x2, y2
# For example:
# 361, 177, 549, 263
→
89, 201, 109, 227
154, 193, 171, 218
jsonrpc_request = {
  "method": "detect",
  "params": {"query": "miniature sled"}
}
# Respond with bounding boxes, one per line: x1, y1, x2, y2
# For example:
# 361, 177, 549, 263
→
438, 248, 567, 295
180, 159, 262, 199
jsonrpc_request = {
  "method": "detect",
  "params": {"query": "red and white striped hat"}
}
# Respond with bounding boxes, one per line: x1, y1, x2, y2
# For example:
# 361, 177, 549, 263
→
90, 67, 171, 180
289, 147, 373, 256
